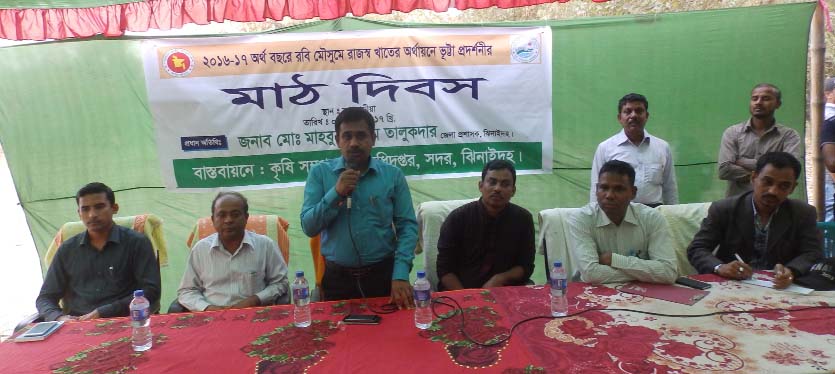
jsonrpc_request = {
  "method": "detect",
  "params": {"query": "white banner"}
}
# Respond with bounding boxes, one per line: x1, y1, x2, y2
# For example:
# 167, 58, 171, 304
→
141, 27, 552, 190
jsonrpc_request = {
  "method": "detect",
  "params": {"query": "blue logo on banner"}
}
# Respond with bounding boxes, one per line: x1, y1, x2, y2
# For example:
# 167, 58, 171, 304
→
181, 136, 228, 151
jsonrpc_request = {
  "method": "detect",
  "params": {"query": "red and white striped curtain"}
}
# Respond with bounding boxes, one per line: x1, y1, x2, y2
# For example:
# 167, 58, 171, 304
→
0, 0, 609, 41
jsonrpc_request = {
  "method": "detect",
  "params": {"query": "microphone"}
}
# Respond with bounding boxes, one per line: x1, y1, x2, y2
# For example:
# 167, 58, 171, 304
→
345, 160, 358, 210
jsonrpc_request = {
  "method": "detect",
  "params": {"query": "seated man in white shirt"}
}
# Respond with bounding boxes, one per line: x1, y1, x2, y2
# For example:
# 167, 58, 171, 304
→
568, 160, 678, 284
177, 192, 289, 311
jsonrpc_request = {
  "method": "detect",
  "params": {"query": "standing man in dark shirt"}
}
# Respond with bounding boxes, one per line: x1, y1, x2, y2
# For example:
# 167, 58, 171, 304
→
436, 160, 535, 291
36, 182, 161, 321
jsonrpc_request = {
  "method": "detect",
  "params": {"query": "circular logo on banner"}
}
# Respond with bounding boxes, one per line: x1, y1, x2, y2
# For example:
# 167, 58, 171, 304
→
163, 49, 195, 77
510, 35, 541, 64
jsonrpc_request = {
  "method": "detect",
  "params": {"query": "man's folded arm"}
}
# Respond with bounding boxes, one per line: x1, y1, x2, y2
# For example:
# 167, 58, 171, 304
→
567, 215, 636, 284
609, 216, 677, 284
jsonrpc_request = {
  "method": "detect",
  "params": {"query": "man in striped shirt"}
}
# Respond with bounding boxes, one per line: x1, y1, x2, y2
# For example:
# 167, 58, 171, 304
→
177, 192, 289, 311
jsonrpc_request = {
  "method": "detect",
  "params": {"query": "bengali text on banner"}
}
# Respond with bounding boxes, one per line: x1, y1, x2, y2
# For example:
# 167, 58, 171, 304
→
141, 27, 552, 190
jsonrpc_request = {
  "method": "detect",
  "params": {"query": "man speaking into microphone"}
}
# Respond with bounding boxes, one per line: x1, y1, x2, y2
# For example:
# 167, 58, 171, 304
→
301, 107, 418, 308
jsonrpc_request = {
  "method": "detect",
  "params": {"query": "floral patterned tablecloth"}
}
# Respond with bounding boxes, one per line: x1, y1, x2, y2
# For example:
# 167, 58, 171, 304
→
1, 274, 832, 373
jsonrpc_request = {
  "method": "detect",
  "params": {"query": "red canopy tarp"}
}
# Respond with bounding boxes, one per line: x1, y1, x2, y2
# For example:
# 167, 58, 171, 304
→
0, 0, 608, 41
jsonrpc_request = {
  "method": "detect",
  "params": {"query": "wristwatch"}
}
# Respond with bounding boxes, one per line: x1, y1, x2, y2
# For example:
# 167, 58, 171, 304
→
713, 264, 722, 274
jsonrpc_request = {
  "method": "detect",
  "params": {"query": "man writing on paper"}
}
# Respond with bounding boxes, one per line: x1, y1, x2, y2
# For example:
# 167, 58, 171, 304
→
36, 182, 161, 321
687, 152, 822, 289
301, 107, 418, 308
435, 160, 535, 291
177, 192, 289, 311
568, 160, 678, 284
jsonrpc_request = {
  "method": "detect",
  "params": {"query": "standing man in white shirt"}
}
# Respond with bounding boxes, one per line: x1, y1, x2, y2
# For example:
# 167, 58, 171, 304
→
177, 192, 289, 311
590, 93, 678, 207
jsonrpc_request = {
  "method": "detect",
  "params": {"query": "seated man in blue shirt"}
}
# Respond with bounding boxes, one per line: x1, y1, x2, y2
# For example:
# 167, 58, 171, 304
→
35, 182, 161, 321
301, 107, 418, 309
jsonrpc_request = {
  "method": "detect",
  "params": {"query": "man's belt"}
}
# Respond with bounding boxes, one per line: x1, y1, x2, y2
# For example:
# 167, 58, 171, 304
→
325, 257, 393, 278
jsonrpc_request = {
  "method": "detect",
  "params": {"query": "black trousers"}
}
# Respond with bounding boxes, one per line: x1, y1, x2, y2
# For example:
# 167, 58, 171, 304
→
321, 257, 394, 301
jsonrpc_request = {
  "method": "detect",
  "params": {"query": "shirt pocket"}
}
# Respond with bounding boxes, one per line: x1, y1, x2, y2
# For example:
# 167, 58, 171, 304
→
643, 163, 664, 185
239, 270, 264, 297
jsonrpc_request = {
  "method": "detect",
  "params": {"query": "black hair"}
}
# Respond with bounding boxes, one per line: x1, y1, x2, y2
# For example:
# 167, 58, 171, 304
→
211, 192, 249, 215
752, 83, 782, 102
76, 182, 115, 205
481, 160, 517, 184
599, 160, 636, 186
755, 152, 801, 180
334, 107, 375, 136
618, 93, 649, 113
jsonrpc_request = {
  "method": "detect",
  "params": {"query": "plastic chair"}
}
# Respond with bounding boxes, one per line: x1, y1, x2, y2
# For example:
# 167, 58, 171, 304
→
45, 214, 168, 268
415, 199, 477, 291
310, 235, 325, 301
816, 222, 835, 258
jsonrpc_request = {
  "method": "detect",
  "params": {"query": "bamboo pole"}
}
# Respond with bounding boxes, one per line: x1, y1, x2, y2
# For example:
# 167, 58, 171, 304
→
810, 3, 825, 221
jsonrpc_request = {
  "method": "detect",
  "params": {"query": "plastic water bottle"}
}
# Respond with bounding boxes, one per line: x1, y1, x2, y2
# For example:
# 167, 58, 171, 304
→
550, 261, 568, 317
130, 289, 152, 352
413, 270, 432, 329
292, 270, 311, 327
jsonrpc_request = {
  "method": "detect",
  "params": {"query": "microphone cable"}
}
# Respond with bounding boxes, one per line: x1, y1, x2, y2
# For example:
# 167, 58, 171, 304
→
345, 189, 398, 315
428, 294, 835, 348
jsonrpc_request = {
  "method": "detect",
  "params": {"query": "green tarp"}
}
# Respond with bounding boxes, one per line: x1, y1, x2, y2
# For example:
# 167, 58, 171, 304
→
0, 2, 815, 309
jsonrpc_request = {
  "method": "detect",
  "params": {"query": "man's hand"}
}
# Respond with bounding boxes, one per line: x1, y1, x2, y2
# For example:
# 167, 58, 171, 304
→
482, 274, 508, 288
335, 169, 360, 197
772, 264, 794, 289
204, 305, 229, 312
598, 252, 613, 266
77, 309, 100, 321
57, 315, 77, 322
230, 296, 261, 309
716, 260, 753, 280
389, 280, 414, 309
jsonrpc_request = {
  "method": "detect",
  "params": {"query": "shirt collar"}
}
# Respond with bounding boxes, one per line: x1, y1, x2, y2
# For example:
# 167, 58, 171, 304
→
331, 156, 380, 175
751, 195, 779, 229
595, 203, 638, 227
80, 224, 120, 247
743, 118, 780, 135
615, 129, 651, 146
211, 230, 254, 254
477, 197, 509, 220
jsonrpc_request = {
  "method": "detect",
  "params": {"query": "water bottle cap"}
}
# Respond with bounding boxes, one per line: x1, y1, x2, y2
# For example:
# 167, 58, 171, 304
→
296, 270, 304, 278
553, 261, 562, 268
417, 270, 426, 278
133, 290, 144, 297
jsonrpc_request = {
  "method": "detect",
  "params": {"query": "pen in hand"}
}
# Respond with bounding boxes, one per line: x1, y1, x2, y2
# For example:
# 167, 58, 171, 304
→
732, 253, 750, 279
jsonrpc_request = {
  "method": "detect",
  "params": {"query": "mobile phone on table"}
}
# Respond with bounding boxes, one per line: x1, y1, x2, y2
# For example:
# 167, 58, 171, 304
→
675, 277, 711, 290
342, 314, 382, 325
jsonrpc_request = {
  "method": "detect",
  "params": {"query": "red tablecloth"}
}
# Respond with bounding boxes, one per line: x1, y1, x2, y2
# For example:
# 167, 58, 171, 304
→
2, 275, 833, 373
